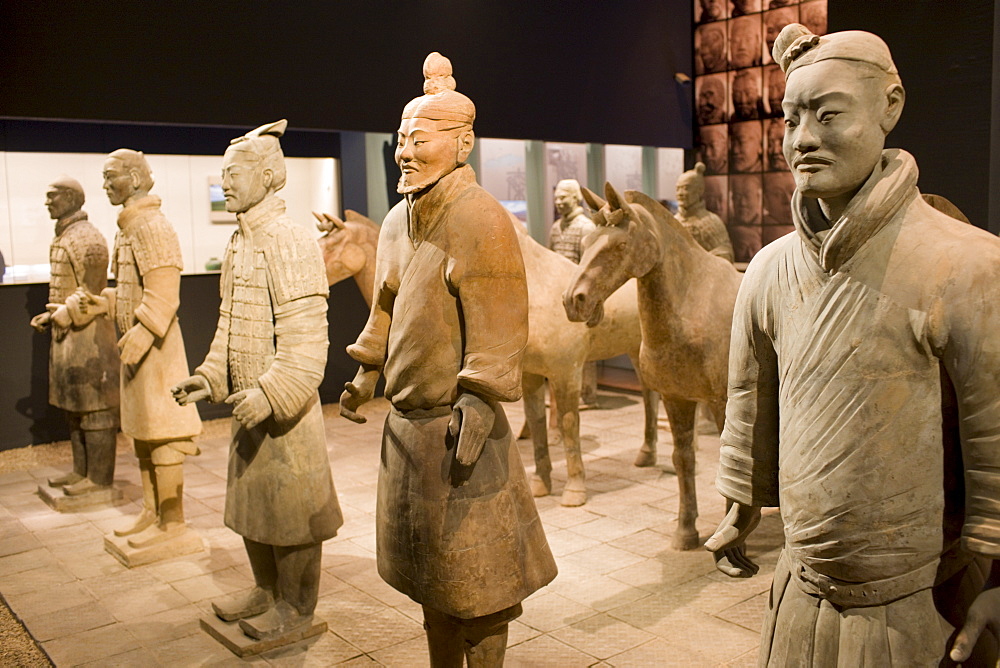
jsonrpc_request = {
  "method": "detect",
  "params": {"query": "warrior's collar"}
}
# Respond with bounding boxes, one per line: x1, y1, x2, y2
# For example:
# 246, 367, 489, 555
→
407, 163, 478, 244
559, 206, 586, 228
237, 194, 286, 234
55, 210, 88, 237
117, 195, 163, 231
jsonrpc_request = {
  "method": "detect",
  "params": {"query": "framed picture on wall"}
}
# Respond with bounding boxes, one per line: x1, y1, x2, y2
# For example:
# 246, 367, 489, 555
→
208, 175, 236, 223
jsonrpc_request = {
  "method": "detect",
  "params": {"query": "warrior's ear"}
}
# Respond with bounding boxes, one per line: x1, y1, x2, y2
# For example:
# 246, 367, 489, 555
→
581, 186, 606, 211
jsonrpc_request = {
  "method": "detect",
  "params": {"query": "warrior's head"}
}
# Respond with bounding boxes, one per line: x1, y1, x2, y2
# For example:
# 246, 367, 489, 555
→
223, 120, 287, 214
46, 176, 85, 221
103, 149, 154, 206
396, 52, 476, 195
677, 163, 708, 212
554, 179, 584, 219
774, 24, 904, 211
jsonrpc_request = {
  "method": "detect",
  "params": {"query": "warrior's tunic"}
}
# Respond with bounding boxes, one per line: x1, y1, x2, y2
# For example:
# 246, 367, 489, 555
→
196, 195, 341, 547
47, 211, 119, 422
112, 196, 201, 443
349, 164, 557, 619
549, 209, 596, 264
717, 150, 1000, 664
678, 205, 736, 262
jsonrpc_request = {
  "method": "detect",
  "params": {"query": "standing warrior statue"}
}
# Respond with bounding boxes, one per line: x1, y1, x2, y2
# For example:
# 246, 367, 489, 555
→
340, 52, 557, 666
173, 120, 342, 640
676, 163, 735, 262
32, 177, 120, 498
72, 150, 202, 552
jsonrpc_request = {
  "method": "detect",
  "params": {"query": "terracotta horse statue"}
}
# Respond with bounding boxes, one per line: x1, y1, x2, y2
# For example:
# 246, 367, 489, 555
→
316, 209, 659, 507
563, 183, 742, 549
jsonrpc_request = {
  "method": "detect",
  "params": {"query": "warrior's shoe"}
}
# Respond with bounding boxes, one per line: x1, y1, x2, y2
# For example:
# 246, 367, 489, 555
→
63, 477, 110, 496
212, 587, 275, 622
238, 600, 311, 640
48, 471, 84, 488
114, 509, 157, 537
126, 522, 186, 549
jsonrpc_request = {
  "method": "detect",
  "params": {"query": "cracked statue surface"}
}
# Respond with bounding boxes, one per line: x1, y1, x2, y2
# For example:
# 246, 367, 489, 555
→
67, 150, 202, 553
340, 52, 557, 667
706, 23, 1000, 666
31, 177, 120, 499
172, 120, 342, 643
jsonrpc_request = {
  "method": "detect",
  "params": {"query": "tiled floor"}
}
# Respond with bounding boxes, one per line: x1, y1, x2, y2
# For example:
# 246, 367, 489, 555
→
0, 392, 783, 666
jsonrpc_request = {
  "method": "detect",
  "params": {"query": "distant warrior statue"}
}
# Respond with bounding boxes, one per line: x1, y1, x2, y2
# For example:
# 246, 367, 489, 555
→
72, 149, 202, 552
676, 163, 736, 262
172, 120, 342, 640
31, 177, 120, 498
340, 52, 557, 666
707, 24, 1000, 666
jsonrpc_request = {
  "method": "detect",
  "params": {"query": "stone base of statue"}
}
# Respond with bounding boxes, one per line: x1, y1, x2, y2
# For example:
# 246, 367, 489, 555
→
103, 526, 204, 568
37, 483, 124, 512
200, 613, 327, 657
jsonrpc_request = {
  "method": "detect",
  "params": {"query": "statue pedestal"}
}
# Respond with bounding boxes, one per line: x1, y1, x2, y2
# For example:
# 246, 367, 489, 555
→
37, 484, 124, 512
200, 613, 327, 657
103, 527, 204, 568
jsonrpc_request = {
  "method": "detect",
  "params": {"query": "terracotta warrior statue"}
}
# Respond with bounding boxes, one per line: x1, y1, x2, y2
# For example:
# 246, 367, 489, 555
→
31, 177, 120, 497
340, 52, 557, 667
549, 178, 599, 407
707, 24, 1000, 666
70, 149, 202, 551
676, 163, 735, 262
172, 120, 341, 640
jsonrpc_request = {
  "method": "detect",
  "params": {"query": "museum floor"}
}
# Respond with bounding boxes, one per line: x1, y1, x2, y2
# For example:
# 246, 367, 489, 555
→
0, 390, 784, 667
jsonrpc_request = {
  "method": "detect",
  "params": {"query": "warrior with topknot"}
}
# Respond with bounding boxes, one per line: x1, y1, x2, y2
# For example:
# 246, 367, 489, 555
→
341, 53, 557, 667
676, 163, 735, 262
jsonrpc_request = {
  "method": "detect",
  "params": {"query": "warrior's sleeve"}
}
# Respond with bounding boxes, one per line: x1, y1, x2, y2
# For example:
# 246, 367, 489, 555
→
452, 195, 528, 403
65, 224, 111, 295
194, 235, 235, 403
131, 214, 185, 338
258, 224, 329, 423
347, 203, 407, 368
940, 242, 1000, 556
716, 254, 780, 507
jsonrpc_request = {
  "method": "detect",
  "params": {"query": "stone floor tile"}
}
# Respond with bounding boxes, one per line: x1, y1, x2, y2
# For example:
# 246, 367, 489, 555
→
656, 574, 770, 617
504, 633, 598, 667
315, 584, 390, 623
544, 528, 603, 558
123, 603, 204, 645
517, 591, 599, 633
78, 646, 164, 667
149, 629, 245, 666
608, 528, 674, 558
566, 515, 649, 543
611, 604, 759, 664
0, 478, 42, 496
560, 542, 647, 576
0, 531, 41, 557
550, 612, 656, 660
333, 656, 382, 666
262, 630, 365, 666
0, 470, 33, 486
369, 635, 429, 667
506, 619, 543, 648
548, 573, 650, 613
0, 562, 76, 596
22, 600, 116, 642
715, 591, 768, 633
53, 547, 127, 581
41, 622, 141, 666
329, 607, 424, 654
0, 547, 58, 577
171, 567, 254, 603
538, 505, 603, 530
34, 521, 104, 548
718, 646, 761, 667
6, 580, 97, 619
102, 582, 191, 623
18, 507, 91, 533
605, 637, 715, 667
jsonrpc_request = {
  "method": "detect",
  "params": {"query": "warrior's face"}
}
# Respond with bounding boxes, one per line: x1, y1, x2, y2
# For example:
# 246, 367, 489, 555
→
395, 117, 473, 194
102, 158, 137, 207
221, 148, 271, 214
676, 180, 703, 209
554, 185, 580, 217
45, 187, 78, 220
782, 59, 902, 201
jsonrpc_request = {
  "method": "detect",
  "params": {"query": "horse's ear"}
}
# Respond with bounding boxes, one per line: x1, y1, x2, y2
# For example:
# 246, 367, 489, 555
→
313, 211, 345, 233
581, 186, 606, 212
343, 209, 364, 223
604, 182, 635, 225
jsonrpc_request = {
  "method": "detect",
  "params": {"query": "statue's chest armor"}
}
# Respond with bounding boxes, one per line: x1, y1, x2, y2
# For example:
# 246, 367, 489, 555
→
48, 243, 78, 303
228, 244, 275, 393
114, 240, 143, 333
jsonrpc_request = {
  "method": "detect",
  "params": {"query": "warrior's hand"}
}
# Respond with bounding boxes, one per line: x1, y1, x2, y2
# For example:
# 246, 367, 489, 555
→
118, 323, 155, 366
46, 303, 72, 330
705, 502, 761, 578
171, 375, 212, 406
226, 388, 272, 429
951, 587, 1000, 663
450, 392, 496, 466
30, 311, 52, 332
340, 366, 379, 424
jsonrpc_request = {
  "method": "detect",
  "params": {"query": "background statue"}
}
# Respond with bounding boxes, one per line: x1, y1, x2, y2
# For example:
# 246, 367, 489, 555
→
173, 120, 342, 641
676, 163, 735, 262
708, 24, 1000, 666
70, 149, 202, 557
340, 52, 557, 666
549, 178, 599, 408
31, 177, 120, 502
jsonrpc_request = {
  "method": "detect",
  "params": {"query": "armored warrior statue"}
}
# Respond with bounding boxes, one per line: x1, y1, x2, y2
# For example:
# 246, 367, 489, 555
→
31, 177, 120, 500
71, 149, 202, 555
341, 53, 557, 667
173, 120, 342, 641
676, 163, 735, 262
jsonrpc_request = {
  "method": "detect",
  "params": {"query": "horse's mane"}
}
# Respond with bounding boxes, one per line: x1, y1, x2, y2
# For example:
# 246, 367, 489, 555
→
624, 190, 702, 251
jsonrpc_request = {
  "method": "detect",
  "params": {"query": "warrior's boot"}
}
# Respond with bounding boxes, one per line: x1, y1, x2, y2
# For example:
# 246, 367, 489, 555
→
48, 426, 86, 487
115, 457, 157, 536
63, 428, 116, 495
214, 538, 277, 622
239, 542, 321, 640
423, 607, 464, 668
464, 623, 509, 668
128, 463, 185, 548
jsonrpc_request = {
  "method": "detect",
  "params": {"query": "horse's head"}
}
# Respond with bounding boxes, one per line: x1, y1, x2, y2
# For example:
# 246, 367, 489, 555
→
563, 182, 659, 327
314, 211, 369, 287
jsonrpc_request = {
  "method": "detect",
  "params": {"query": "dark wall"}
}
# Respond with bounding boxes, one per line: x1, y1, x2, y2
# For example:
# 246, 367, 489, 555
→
830, 1, 995, 229
1, 1, 694, 148
0, 276, 369, 451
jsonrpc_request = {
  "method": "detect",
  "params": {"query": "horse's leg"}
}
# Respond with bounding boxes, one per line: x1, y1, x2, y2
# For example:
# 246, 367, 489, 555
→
630, 354, 660, 467
553, 370, 586, 507
707, 399, 726, 434
664, 398, 700, 550
547, 382, 561, 445
522, 373, 551, 497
